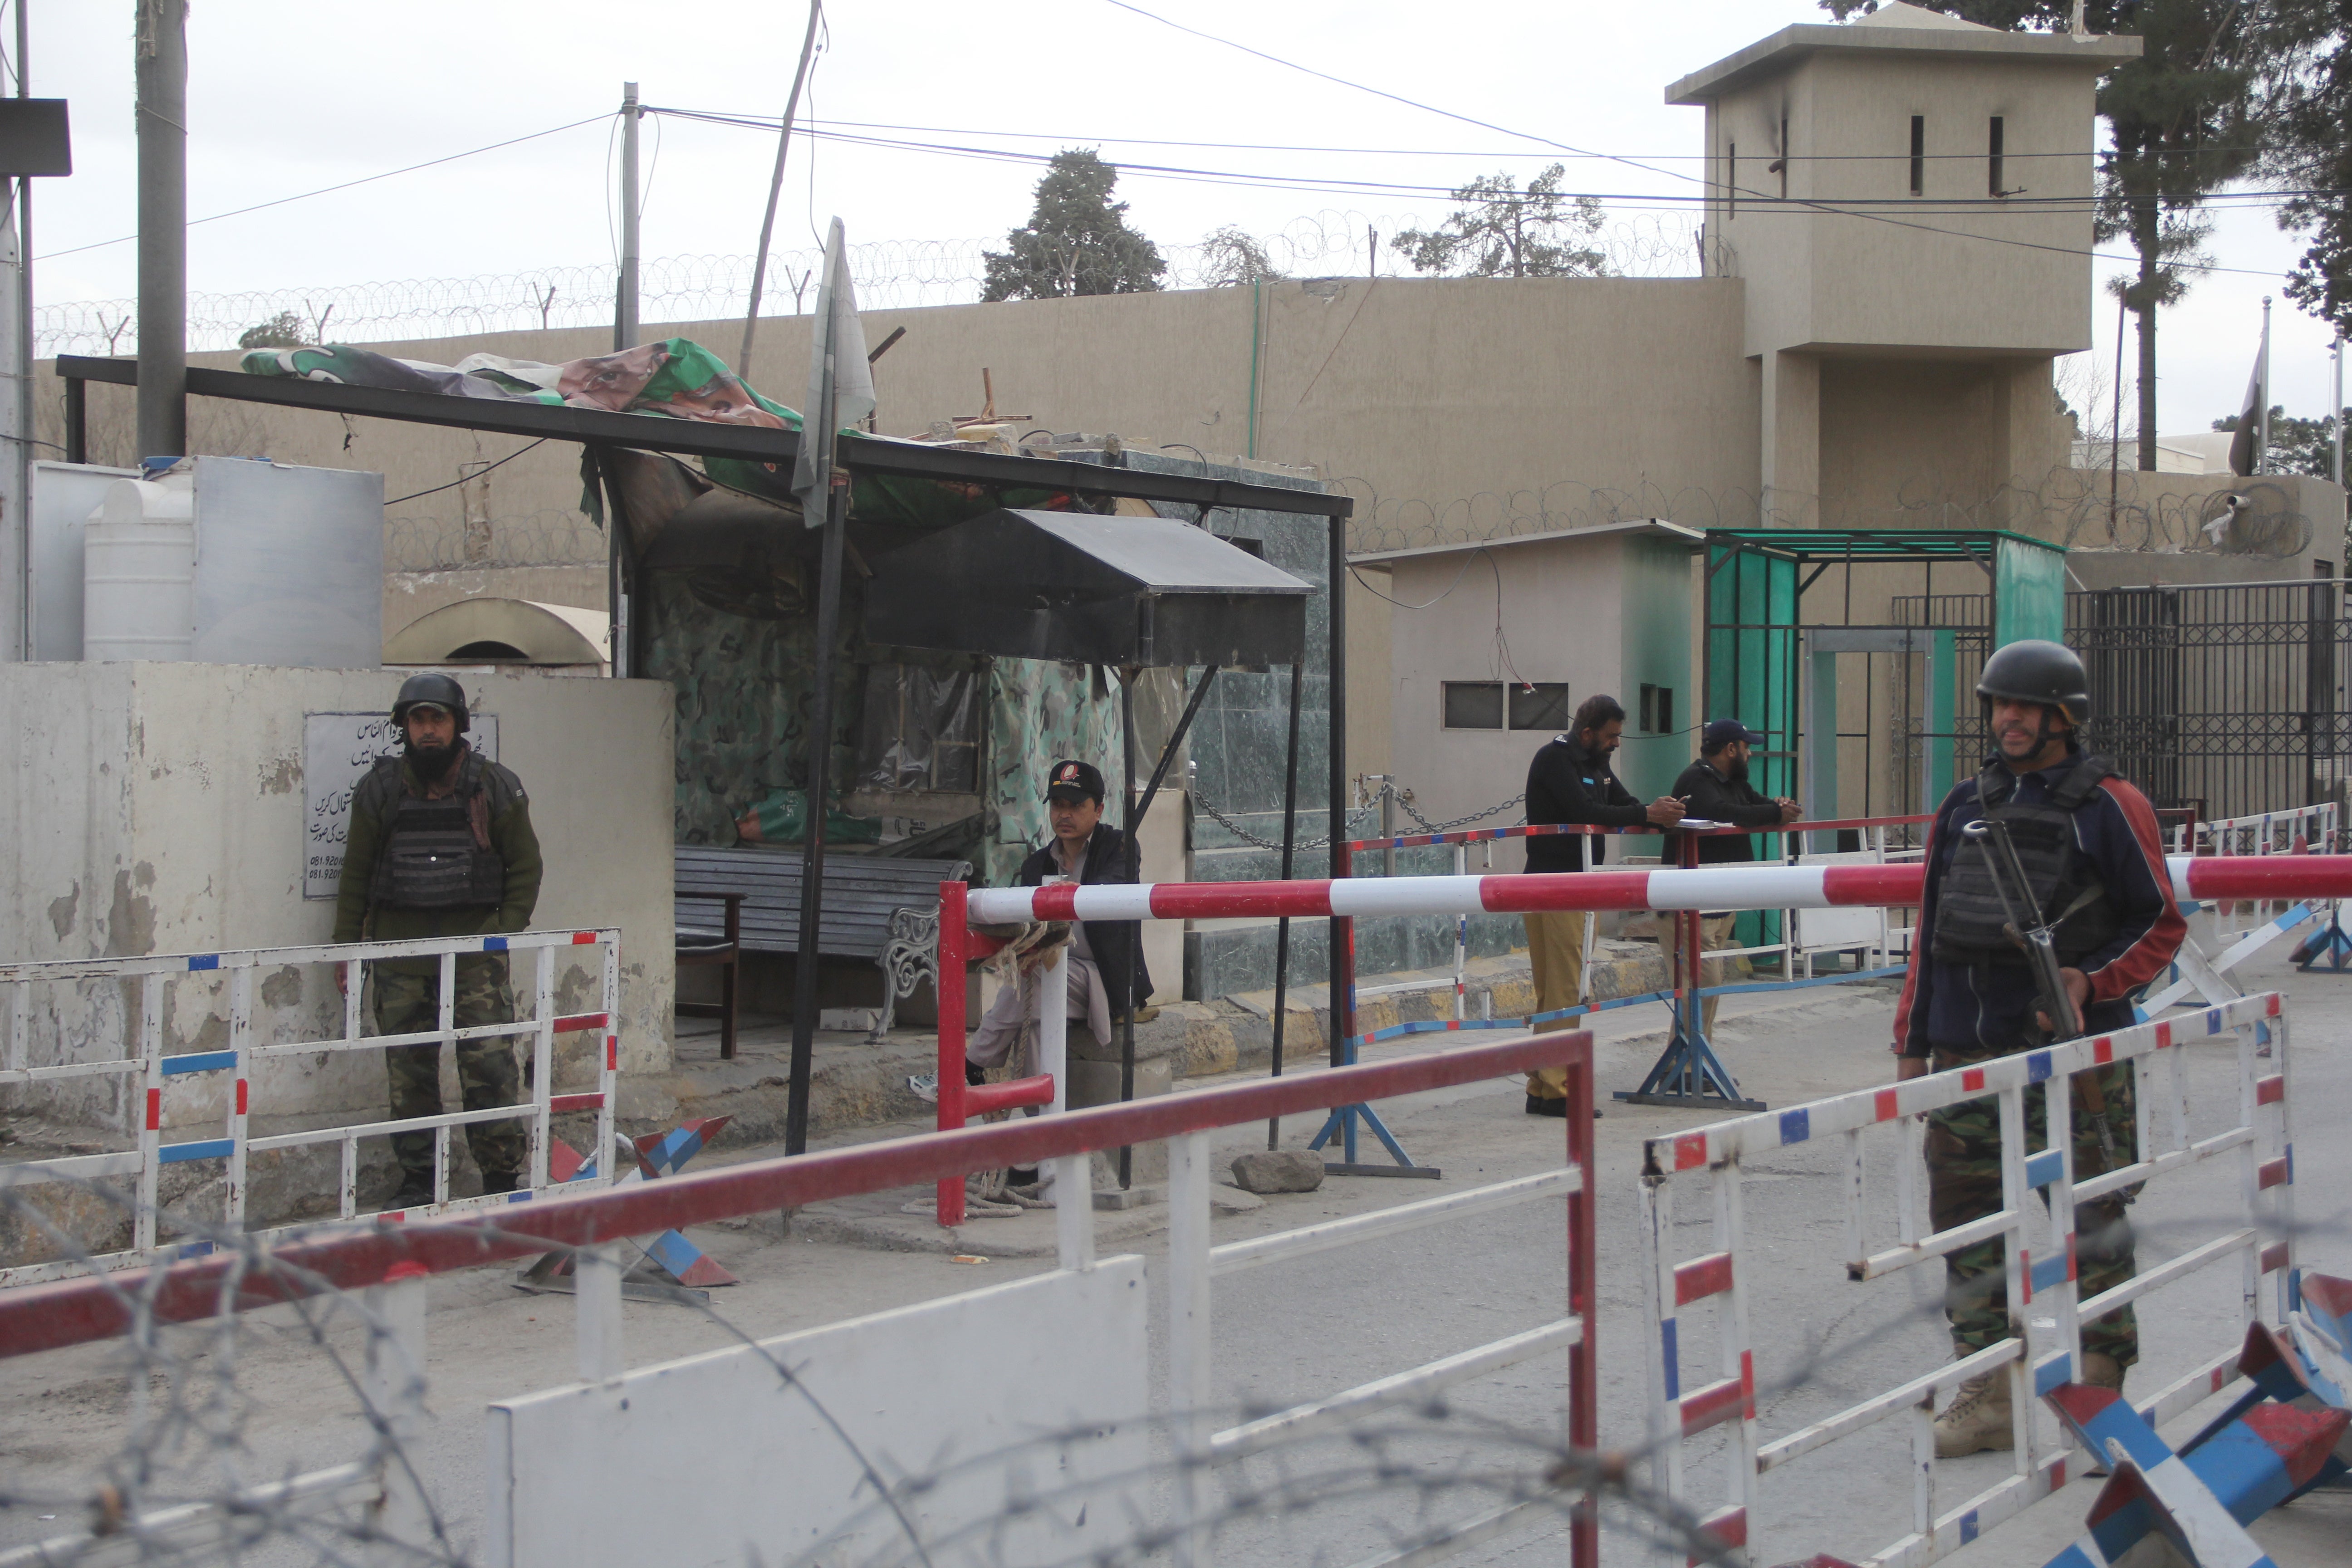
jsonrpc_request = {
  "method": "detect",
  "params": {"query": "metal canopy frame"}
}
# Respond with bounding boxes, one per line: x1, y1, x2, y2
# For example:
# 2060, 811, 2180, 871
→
53, 352, 1356, 1180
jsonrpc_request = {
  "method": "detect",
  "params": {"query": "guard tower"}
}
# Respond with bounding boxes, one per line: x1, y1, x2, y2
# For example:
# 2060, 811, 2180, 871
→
1669, 5, 2139, 525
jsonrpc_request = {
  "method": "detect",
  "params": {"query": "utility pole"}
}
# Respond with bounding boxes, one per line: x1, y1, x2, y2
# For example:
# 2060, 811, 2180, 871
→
2332, 335, 2343, 489
738, 0, 822, 377
10, 0, 29, 661
615, 83, 640, 353
136, 0, 188, 458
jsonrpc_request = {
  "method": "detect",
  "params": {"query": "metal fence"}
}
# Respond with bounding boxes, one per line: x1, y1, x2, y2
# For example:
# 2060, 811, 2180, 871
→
1639, 990, 2296, 1567
1894, 579, 2349, 823
0, 929, 621, 1287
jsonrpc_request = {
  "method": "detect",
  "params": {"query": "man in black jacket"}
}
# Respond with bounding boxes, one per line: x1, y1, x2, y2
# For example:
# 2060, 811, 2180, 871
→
966, 759, 1153, 1081
1519, 694, 1685, 1115
1660, 719, 1802, 1036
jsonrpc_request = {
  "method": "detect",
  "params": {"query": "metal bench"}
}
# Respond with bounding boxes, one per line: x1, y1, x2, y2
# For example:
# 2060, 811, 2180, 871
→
672, 847, 972, 1046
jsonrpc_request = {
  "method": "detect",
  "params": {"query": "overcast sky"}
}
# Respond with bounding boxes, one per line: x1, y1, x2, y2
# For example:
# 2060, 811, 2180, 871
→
26, 0, 2344, 438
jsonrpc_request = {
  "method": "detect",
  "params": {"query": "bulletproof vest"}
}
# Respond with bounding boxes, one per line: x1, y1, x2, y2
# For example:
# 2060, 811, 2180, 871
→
367, 752, 506, 911
1931, 752, 2121, 968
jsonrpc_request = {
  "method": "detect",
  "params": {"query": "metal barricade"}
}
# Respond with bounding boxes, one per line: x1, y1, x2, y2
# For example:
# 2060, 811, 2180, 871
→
1637, 991, 2295, 1567
0, 928, 620, 1286
2195, 802, 2338, 944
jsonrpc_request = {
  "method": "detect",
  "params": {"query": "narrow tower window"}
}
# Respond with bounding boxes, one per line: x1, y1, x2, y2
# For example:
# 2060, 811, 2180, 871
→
1909, 115, 1925, 196
1778, 116, 1789, 199
1727, 141, 1737, 218
1988, 115, 2005, 196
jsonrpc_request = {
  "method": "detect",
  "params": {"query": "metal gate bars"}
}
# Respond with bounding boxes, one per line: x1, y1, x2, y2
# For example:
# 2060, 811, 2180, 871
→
1637, 992, 2294, 1567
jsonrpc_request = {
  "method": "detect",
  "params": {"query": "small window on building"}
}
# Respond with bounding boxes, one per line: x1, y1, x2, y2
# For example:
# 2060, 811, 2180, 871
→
1909, 115, 1925, 196
1726, 141, 1736, 219
1639, 684, 1676, 738
1775, 116, 1789, 199
1442, 681, 1506, 730
1508, 682, 1570, 731
1987, 116, 2005, 197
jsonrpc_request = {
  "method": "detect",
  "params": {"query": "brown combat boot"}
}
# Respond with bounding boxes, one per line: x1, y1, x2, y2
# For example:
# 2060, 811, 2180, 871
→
1934, 1370, 2014, 1457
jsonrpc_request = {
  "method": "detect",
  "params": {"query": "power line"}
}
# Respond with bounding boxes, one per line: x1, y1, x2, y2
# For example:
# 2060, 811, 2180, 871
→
36, 115, 612, 262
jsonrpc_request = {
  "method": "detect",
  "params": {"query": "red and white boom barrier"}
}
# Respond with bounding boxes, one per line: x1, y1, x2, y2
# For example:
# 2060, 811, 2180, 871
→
964, 853, 2352, 926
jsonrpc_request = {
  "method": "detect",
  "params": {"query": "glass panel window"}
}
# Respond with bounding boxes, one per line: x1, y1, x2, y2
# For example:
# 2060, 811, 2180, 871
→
1507, 682, 1570, 731
856, 663, 980, 794
1442, 681, 1505, 730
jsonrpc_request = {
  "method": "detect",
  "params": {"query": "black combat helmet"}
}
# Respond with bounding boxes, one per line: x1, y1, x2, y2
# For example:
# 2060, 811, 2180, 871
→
391, 672, 470, 733
1975, 639, 2091, 725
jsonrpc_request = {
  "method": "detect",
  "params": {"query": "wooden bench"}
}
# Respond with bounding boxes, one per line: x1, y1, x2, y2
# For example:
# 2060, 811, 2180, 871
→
673, 847, 972, 1046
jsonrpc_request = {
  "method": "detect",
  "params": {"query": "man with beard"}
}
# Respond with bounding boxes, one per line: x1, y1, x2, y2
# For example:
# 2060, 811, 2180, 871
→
334, 674, 543, 1210
1520, 694, 1686, 1116
1895, 641, 2182, 1457
1660, 719, 1802, 1039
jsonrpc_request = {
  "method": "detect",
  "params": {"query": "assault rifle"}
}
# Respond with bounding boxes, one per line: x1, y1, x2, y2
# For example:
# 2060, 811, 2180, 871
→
1959, 816, 2083, 1043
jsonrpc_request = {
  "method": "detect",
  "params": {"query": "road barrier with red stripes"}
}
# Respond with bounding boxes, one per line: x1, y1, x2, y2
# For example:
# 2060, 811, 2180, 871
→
0, 928, 621, 1286
0, 1031, 1599, 1568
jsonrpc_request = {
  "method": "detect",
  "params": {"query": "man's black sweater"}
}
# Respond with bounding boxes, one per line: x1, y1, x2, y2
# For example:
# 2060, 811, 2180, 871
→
1524, 735, 1648, 874
1668, 758, 1785, 865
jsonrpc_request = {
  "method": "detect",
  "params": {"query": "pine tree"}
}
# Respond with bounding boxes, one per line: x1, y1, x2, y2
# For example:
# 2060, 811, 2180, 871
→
1390, 164, 1608, 279
981, 151, 1166, 302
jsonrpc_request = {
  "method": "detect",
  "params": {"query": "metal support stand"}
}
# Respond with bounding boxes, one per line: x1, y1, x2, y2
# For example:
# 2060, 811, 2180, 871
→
1614, 830, 1767, 1113
2294, 903, 2352, 971
1306, 1033, 1442, 1178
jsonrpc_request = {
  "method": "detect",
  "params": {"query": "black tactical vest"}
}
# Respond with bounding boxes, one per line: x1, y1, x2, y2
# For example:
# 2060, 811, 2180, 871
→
366, 752, 507, 911
1931, 752, 2122, 968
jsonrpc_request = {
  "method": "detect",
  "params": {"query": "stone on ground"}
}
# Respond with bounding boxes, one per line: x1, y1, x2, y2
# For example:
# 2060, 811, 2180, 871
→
1230, 1149, 1325, 1194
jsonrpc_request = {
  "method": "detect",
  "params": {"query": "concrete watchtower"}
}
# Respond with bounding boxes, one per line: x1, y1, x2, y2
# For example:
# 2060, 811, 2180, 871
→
1668, 2, 2139, 526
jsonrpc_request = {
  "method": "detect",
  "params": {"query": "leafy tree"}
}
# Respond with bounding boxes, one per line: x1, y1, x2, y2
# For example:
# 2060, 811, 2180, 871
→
237, 311, 312, 349
2213, 404, 2348, 476
1391, 163, 1608, 278
1825, 3, 2268, 471
981, 150, 1165, 302
1197, 225, 1286, 286
2258, 1, 2352, 334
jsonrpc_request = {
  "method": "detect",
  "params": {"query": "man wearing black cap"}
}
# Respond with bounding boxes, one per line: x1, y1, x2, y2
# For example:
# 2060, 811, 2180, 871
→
965, 759, 1153, 1083
1660, 719, 1802, 1037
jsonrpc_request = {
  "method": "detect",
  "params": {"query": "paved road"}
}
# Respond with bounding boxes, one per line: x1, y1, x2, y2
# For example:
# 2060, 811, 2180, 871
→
1, 949, 2343, 1567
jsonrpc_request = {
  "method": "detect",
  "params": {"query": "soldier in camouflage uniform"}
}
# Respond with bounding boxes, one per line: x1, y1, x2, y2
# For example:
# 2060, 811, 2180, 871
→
334, 674, 544, 1210
1893, 641, 2183, 1457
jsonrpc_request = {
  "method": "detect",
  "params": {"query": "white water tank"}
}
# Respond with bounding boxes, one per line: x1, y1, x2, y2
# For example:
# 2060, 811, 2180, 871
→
82, 477, 196, 662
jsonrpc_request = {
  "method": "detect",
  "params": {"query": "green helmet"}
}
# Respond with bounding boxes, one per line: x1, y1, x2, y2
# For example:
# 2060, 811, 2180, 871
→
391, 671, 470, 733
1976, 639, 2091, 725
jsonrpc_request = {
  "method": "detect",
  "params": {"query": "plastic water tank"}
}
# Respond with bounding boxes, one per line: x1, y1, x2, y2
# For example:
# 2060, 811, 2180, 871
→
82, 476, 196, 662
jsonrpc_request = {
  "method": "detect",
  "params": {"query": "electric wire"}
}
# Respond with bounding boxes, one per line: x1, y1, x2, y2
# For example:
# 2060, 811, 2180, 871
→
381, 439, 548, 508
37, 114, 613, 263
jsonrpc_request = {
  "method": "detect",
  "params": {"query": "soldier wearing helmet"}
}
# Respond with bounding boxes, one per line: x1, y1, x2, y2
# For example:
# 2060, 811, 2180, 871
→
1894, 639, 2184, 1459
333, 673, 544, 1211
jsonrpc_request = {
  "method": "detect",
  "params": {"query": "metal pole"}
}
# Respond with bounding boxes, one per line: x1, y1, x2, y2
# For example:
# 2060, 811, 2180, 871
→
1328, 514, 1351, 1073
9, 0, 28, 663
135, 0, 188, 459
783, 371, 844, 1156
2258, 295, 2273, 475
1380, 779, 1396, 877
2108, 289, 2126, 535
0, 181, 20, 662
1118, 670, 1138, 1190
2332, 335, 2343, 489
1268, 656, 1303, 1152
615, 83, 641, 353
738, 0, 823, 377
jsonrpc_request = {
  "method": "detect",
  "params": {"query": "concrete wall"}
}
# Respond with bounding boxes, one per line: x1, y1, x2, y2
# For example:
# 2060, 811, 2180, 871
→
1, 662, 676, 1134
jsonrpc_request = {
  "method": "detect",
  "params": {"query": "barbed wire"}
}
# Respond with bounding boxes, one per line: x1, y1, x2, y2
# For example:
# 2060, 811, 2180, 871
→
35, 213, 1711, 359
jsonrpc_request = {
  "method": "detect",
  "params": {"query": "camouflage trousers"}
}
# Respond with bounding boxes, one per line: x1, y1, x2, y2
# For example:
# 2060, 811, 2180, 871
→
1926, 1049, 2139, 1366
373, 962, 525, 1183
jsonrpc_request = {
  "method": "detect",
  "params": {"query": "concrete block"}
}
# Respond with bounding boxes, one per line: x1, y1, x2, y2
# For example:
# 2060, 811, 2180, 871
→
1068, 1056, 1171, 1183
1230, 1149, 1326, 1194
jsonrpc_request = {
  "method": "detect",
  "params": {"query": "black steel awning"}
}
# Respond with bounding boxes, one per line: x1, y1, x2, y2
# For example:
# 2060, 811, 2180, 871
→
861, 507, 1312, 666
53, 354, 1352, 520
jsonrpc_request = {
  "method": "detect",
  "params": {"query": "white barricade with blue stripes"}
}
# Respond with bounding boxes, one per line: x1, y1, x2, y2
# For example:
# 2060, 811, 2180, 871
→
0, 928, 620, 1288
1636, 992, 2295, 1567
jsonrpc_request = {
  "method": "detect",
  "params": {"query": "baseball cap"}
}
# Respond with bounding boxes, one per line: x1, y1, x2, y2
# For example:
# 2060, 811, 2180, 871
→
1701, 718, 1765, 751
1045, 759, 1106, 804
